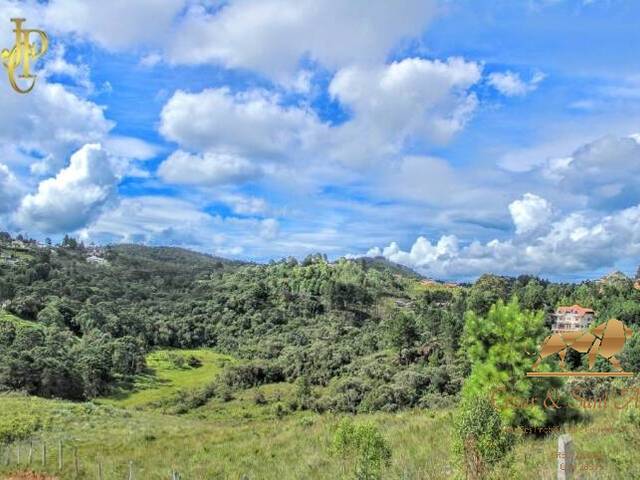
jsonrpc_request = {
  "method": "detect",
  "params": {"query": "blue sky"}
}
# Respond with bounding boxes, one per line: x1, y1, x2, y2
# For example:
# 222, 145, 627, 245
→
1, 0, 640, 281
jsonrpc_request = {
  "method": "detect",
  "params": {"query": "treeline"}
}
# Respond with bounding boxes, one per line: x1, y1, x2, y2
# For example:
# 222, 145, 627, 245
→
1, 233, 640, 412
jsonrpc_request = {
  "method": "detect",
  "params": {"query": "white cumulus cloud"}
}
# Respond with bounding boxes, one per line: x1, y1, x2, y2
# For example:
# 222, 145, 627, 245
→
541, 134, 640, 208
158, 150, 262, 186
16, 144, 118, 233
357, 197, 640, 279
159, 88, 324, 160
44, 0, 186, 51
0, 82, 112, 173
166, 0, 437, 80
328, 57, 482, 163
508, 193, 553, 235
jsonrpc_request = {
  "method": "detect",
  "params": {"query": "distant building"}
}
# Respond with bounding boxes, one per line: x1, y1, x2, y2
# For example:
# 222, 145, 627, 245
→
420, 279, 457, 288
86, 255, 108, 266
551, 304, 595, 332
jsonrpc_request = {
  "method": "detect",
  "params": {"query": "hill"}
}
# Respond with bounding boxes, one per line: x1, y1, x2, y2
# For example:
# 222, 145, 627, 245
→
2, 234, 640, 409
3, 234, 640, 477
349, 255, 424, 280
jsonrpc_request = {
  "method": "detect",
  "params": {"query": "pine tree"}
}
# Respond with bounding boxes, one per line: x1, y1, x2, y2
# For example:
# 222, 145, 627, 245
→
461, 298, 565, 427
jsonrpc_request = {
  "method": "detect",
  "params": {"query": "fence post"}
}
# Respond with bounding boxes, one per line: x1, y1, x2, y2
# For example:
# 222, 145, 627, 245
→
74, 447, 79, 477
98, 461, 103, 480
558, 434, 575, 480
28, 439, 33, 465
42, 442, 46, 466
58, 440, 63, 471
16, 443, 20, 465
128, 460, 134, 480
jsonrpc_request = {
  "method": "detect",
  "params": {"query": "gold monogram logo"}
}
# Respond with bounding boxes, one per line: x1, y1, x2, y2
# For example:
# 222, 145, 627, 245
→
1, 18, 48, 94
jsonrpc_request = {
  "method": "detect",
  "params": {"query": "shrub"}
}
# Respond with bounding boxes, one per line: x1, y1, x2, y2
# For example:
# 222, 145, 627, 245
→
453, 395, 513, 480
186, 355, 203, 368
222, 362, 285, 389
0, 413, 42, 443
618, 402, 640, 430
166, 352, 186, 369
253, 391, 267, 405
331, 419, 392, 480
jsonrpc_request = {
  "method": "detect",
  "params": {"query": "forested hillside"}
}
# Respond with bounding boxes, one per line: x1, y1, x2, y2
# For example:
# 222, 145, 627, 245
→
2, 232, 640, 414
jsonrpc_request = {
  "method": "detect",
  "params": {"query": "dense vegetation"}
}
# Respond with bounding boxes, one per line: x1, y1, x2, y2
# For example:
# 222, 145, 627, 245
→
3, 233, 640, 478
2, 232, 640, 414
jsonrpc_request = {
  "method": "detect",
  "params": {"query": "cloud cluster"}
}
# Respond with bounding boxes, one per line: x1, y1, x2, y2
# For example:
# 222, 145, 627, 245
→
360, 192, 640, 279
159, 88, 324, 159
329, 57, 482, 162
0, 164, 21, 214
80, 195, 283, 258
44, 0, 186, 51
0, 82, 111, 173
157, 57, 483, 176
166, 0, 438, 80
542, 135, 640, 209
159, 151, 263, 186
16, 144, 118, 233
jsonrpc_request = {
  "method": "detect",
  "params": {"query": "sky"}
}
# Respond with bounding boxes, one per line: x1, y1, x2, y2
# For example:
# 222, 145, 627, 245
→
1, 0, 640, 281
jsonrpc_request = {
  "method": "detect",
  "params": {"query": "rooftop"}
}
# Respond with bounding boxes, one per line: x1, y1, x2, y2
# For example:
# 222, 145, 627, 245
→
555, 304, 594, 315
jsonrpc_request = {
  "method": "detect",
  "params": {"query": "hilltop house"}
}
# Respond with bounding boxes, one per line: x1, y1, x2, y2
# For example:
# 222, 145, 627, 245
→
551, 304, 595, 332
86, 255, 108, 266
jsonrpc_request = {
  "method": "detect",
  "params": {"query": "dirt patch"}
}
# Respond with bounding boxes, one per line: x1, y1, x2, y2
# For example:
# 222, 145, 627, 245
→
2, 472, 58, 480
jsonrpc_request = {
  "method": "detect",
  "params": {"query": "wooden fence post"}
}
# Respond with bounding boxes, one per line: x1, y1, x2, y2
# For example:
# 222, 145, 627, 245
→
58, 440, 63, 471
558, 434, 575, 480
42, 442, 46, 466
16, 443, 20, 465
73, 447, 79, 477
98, 461, 104, 480
128, 460, 134, 480
28, 440, 33, 466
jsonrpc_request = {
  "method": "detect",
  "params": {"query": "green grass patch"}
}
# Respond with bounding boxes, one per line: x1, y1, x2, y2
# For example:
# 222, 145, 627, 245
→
0, 392, 455, 479
99, 349, 235, 409
0, 390, 638, 478
0, 310, 42, 330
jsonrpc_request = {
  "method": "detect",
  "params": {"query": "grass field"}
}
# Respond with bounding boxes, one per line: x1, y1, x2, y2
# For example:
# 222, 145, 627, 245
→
1, 346, 639, 479
1, 391, 639, 479
100, 349, 235, 409
0, 393, 455, 479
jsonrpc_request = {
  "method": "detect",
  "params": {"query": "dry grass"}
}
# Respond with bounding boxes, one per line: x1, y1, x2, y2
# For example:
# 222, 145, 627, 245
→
2, 472, 58, 480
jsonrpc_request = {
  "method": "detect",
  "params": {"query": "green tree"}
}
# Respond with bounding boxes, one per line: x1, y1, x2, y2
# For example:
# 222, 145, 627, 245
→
461, 298, 563, 427
621, 327, 640, 372
467, 274, 511, 315
384, 309, 418, 351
